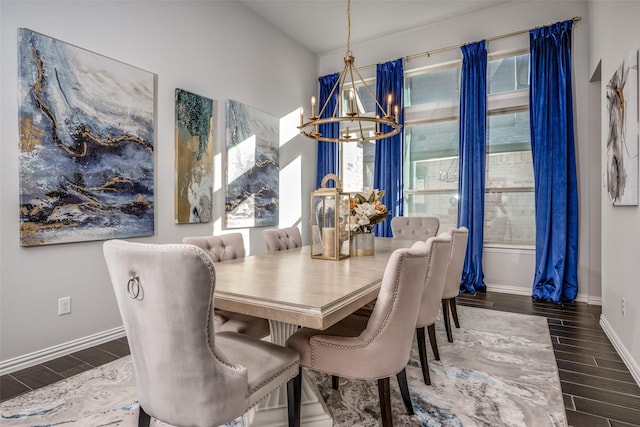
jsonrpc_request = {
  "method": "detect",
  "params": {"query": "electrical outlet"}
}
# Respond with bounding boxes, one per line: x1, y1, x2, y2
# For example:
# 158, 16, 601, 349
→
58, 296, 71, 315
621, 297, 626, 317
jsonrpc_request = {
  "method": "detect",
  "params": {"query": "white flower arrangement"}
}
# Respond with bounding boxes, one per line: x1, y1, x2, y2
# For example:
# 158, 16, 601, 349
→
346, 188, 390, 234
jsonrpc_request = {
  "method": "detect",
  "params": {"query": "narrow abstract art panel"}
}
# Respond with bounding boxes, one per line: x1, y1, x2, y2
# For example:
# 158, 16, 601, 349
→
606, 49, 639, 206
224, 99, 279, 228
18, 29, 155, 246
175, 89, 214, 223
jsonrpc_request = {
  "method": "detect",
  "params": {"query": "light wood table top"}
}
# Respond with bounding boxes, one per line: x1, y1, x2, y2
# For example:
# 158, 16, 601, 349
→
213, 237, 416, 330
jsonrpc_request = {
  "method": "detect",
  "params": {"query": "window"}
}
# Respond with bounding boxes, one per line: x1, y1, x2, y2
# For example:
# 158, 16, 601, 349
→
340, 80, 377, 192
406, 66, 459, 106
333, 51, 534, 245
485, 110, 534, 244
404, 63, 461, 233
404, 119, 459, 233
342, 140, 375, 192
403, 51, 534, 246
488, 53, 529, 94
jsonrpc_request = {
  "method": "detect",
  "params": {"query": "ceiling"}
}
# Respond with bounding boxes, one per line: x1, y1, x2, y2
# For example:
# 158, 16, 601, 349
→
239, 0, 514, 54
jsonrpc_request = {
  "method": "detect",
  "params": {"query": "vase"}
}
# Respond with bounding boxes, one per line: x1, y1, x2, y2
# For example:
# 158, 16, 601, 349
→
350, 232, 374, 256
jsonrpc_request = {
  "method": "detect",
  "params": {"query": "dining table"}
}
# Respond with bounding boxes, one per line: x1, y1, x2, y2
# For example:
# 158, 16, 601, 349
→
213, 236, 417, 427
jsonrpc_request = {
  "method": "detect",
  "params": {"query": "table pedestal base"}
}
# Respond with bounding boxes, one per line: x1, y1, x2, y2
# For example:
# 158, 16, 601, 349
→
243, 370, 332, 427
243, 320, 333, 427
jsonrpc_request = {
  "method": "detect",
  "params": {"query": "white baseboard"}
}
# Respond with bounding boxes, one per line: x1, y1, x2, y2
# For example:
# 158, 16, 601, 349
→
0, 326, 126, 376
486, 283, 603, 306
599, 314, 640, 387
486, 283, 532, 296
585, 296, 603, 306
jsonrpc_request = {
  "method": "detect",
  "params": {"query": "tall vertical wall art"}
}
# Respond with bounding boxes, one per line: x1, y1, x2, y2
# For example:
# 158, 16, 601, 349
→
18, 29, 155, 246
175, 89, 214, 223
224, 99, 279, 228
606, 49, 639, 206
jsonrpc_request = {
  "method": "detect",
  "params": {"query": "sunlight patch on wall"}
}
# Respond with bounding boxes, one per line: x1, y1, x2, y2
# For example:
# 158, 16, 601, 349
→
280, 108, 301, 148
214, 152, 222, 192
279, 155, 302, 226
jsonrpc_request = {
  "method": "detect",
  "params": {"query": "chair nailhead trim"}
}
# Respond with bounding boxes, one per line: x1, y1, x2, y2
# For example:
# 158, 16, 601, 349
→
309, 250, 433, 367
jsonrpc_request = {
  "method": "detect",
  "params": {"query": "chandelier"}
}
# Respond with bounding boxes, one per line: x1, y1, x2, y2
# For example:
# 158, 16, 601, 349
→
298, 0, 402, 143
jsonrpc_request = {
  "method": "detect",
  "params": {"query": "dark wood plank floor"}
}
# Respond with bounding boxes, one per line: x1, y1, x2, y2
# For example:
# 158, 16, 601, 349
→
1, 292, 639, 426
0, 337, 130, 403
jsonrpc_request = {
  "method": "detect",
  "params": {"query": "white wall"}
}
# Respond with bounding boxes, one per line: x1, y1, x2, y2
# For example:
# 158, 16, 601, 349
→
5, 0, 634, 379
0, 0, 317, 365
588, 0, 640, 383
318, 1, 598, 302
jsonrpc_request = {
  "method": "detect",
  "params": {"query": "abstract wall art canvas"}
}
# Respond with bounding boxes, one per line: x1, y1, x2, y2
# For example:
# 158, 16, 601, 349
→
18, 28, 155, 246
606, 49, 639, 206
224, 99, 279, 228
175, 89, 214, 223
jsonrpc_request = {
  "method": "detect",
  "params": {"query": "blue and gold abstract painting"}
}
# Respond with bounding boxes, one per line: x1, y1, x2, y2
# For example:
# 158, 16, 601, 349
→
18, 29, 155, 246
175, 89, 214, 223
225, 99, 279, 228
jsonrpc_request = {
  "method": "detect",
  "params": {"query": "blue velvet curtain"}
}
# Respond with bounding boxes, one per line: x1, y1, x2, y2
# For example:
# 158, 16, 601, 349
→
315, 73, 340, 188
373, 58, 404, 237
458, 41, 487, 293
529, 21, 579, 303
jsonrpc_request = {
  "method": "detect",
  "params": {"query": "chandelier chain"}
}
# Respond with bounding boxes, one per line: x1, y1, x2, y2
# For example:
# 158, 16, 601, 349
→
346, 0, 351, 54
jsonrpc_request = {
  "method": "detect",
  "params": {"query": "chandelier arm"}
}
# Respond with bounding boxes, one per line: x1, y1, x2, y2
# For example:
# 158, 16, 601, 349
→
332, 67, 350, 118
353, 66, 389, 118
347, 64, 359, 116
349, 66, 366, 139
356, 117, 366, 141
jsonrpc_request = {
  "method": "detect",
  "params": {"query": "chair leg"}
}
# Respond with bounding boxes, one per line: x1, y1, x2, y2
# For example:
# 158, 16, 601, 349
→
427, 324, 440, 361
416, 327, 431, 385
138, 405, 151, 427
396, 368, 414, 415
443, 299, 453, 343
287, 368, 302, 427
377, 377, 393, 427
332, 375, 340, 390
450, 298, 460, 328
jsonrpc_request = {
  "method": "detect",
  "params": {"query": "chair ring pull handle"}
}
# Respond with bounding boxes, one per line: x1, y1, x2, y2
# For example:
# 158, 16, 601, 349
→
127, 274, 141, 299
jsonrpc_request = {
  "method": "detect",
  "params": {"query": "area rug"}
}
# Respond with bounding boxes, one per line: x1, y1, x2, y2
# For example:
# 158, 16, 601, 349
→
0, 306, 567, 426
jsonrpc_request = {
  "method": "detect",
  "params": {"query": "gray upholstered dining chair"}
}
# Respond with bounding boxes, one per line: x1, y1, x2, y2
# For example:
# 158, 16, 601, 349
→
263, 226, 302, 252
183, 233, 246, 262
103, 240, 301, 427
351, 217, 439, 319
415, 232, 452, 385
182, 233, 270, 339
390, 216, 440, 241
286, 240, 433, 427
441, 226, 469, 343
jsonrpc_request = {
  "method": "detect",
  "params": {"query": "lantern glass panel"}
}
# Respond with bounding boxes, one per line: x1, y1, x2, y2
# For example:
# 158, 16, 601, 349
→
311, 189, 350, 260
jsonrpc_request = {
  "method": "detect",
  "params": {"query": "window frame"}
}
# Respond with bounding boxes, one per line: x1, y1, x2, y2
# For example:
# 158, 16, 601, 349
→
402, 49, 535, 248
484, 49, 534, 248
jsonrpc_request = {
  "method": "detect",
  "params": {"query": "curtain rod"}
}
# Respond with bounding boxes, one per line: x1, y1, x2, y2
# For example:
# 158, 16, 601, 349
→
346, 16, 581, 72
405, 16, 581, 62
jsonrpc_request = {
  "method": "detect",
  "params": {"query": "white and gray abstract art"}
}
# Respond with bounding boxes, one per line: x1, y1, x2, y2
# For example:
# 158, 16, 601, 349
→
607, 49, 639, 206
224, 99, 279, 228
